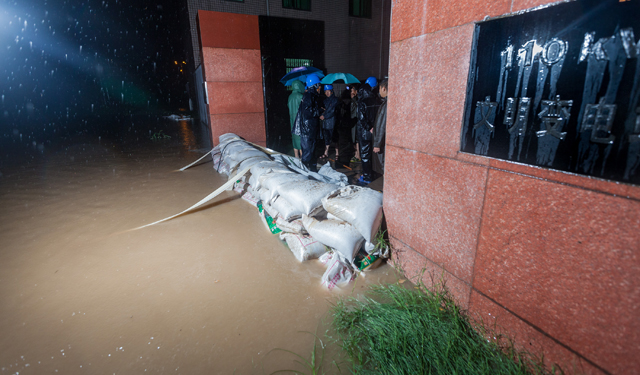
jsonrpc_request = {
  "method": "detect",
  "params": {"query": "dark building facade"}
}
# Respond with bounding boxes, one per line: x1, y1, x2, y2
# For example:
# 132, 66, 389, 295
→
184, 0, 391, 149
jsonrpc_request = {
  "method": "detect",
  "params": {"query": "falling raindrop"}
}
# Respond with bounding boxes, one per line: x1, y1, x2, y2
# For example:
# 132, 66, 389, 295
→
91, 104, 94, 112
79, 45, 82, 54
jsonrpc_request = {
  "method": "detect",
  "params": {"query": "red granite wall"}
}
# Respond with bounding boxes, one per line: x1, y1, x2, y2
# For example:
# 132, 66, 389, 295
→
197, 11, 266, 146
385, 1, 639, 374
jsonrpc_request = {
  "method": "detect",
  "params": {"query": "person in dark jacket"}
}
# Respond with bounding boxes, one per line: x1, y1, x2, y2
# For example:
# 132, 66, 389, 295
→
356, 77, 381, 185
297, 75, 322, 172
335, 88, 355, 169
320, 84, 340, 160
287, 80, 305, 159
373, 78, 388, 172
349, 85, 360, 162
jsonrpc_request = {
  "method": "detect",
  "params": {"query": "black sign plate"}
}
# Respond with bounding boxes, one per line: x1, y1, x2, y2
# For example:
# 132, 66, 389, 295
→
461, 0, 640, 185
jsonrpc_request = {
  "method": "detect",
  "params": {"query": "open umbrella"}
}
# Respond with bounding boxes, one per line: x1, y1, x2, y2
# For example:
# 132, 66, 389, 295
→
320, 73, 360, 84
280, 66, 324, 86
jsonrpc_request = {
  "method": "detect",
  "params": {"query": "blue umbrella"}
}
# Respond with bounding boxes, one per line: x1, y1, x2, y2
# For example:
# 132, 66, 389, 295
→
280, 66, 324, 86
321, 73, 360, 84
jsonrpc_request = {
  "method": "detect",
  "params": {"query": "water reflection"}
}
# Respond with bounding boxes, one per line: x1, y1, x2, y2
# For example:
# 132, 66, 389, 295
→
178, 119, 197, 150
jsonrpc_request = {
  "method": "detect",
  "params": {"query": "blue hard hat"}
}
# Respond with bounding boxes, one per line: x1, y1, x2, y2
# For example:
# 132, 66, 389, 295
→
365, 76, 377, 88
324, 85, 333, 91
306, 75, 321, 88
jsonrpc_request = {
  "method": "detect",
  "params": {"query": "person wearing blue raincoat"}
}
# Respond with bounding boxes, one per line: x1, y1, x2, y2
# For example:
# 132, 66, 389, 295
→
287, 80, 305, 158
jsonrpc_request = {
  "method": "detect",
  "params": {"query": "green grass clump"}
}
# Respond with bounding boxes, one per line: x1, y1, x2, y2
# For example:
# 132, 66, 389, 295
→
331, 283, 548, 375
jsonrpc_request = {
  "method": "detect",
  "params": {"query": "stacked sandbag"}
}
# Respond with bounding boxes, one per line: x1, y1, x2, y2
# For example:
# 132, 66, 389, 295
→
212, 133, 381, 289
321, 185, 385, 256
279, 232, 328, 262
318, 251, 354, 289
278, 180, 338, 216
301, 215, 363, 263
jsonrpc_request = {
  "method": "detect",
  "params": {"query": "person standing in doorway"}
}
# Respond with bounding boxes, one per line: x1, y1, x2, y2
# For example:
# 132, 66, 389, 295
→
319, 84, 340, 160
287, 80, 305, 158
356, 76, 381, 185
298, 75, 322, 172
373, 78, 388, 173
335, 88, 355, 169
349, 85, 360, 162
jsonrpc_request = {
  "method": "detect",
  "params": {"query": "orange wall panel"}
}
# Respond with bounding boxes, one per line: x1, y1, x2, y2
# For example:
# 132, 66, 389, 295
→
198, 11, 260, 50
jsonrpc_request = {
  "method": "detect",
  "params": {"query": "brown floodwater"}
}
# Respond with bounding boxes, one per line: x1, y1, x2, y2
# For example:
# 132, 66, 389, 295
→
0, 119, 400, 374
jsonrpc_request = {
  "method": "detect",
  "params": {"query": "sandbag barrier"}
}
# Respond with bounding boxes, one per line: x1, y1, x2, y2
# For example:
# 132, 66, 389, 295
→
214, 133, 388, 290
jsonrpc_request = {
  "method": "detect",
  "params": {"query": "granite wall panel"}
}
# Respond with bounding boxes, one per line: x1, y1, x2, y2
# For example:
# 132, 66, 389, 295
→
209, 113, 266, 146
391, 237, 472, 309
384, 145, 487, 284
198, 11, 260, 50
390, 0, 508, 42
389, 0, 429, 42
202, 48, 262, 83
488, 158, 640, 201
387, 24, 475, 159
469, 291, 608, 375
473, 169, 640, 374
207, 81, 264, 115
198, 11, 265, 146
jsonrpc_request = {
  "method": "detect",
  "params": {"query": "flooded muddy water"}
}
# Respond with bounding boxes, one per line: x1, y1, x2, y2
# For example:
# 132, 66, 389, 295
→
0, 118, 400, 374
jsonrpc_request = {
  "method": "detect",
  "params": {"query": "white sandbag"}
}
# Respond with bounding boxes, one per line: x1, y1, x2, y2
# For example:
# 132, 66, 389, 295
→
318, 162, 348, 186
246, 184, 260, 200
233, 181, 247, 194
263, 201, 280, 219
259, 187, 273, 205
321, 185, 383, 244
271, 195, 303, 221
229, 148, 268, 165
278, 180, 338, 216
249, 161, 293, 189
301, 215, 364, 262
279, 232, 328, 262
218, 133, 242, 144
318, 251, 334, 266
222, 144, 252, 160
212, 152, 227, 173
221, 145, 252, 166
275, 216, 306, 235
241, 191, 259, 207
271, 153, 306, 170
216, 161, 230, 176
231, 155, 271, 177
326, 212, 345, 222
260, 172, 309, 202
320, 252, 354, 290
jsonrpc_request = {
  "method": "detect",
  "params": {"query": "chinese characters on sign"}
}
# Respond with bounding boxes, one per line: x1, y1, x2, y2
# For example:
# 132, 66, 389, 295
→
461, 0, 640, 184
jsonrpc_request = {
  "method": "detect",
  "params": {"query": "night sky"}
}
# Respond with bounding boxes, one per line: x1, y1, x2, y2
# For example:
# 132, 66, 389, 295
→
1, 0, 189, 137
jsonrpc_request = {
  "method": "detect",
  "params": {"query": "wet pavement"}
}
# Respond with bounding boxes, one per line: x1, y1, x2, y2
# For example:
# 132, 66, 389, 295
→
0, 117, 399, 374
